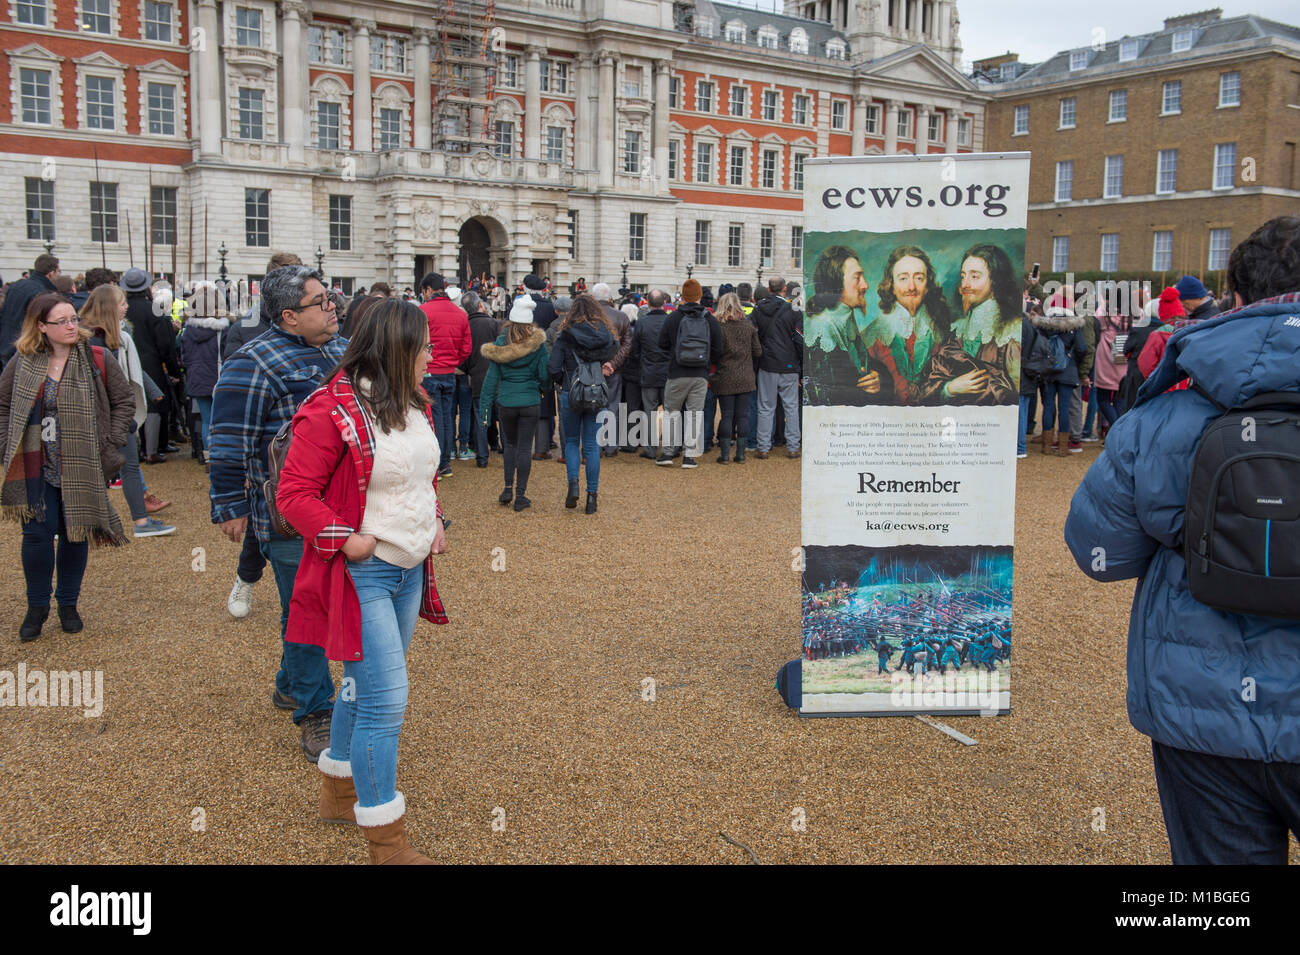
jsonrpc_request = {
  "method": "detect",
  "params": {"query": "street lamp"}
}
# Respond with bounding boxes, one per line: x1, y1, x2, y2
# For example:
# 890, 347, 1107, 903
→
217, 241, 228, 283
685, 262, 694, 279
756, 264, 764, 287
315, 245, 325, 273
42, 237, 55, 255
620, 258, 629, 289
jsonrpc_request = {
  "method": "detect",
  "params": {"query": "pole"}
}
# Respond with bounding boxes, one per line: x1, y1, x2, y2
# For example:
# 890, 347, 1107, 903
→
125, 208, 135, 267
187, 199, 194, 290
146, 168, 153, 276
204, 206, 209, 282
91, 145, 107, 268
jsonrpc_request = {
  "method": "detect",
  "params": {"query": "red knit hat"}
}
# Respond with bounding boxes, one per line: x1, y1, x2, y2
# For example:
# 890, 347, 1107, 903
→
1157, 286, 1185, 322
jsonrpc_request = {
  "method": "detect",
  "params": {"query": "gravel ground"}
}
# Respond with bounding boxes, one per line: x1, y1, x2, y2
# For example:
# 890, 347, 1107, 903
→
0, 438, 1286, 864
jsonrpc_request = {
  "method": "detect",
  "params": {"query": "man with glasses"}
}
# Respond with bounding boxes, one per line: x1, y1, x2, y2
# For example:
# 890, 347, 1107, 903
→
208, 266, 347, 763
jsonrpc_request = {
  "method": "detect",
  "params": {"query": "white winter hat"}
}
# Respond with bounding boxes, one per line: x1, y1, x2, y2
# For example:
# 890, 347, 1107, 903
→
447, 286, 463, 305
508, 295, 536, 324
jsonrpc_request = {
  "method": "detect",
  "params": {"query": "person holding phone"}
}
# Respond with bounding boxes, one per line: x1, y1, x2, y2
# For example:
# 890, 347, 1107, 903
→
276, 298, 448, 865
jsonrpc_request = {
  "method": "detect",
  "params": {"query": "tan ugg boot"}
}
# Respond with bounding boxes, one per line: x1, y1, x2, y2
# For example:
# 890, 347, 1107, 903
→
355, 793, 433, 865
1041, 429, 1055, 455
318, 751, 356, 825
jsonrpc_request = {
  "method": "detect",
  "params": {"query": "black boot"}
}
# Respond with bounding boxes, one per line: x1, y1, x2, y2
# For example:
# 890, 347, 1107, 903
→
734, 442, 746, 463
498, 486, 513, 505
565, 479, 579, 509
513, 493, 532, 511
20, 604, 49, 642
585, 492, 598, 514
716, 439, 731, 464
58, 605, 84, 633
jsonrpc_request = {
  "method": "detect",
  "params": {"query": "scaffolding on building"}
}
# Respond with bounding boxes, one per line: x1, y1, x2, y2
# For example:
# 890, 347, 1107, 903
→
431, 0, 497, 153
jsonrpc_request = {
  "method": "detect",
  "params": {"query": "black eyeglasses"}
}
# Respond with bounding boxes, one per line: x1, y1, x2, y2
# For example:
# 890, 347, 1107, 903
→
289, 295, 335, 312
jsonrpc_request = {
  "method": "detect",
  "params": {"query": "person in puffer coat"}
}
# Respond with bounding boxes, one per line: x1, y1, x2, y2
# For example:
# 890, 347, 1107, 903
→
1028, 299, 1087, 455
178, 282, 230, 458
548, 294, 618, 514
1065, 215, 1300, 865
480, 296, 548, 512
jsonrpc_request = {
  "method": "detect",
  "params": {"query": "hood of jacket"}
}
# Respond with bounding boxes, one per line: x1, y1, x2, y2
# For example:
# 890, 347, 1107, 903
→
481, 326, 545, 364
752, 295, 787, 321
183, 315, 230, 340
1029, 310, 1085, 333
673, 301, 709, 321
565, 320, 615, 358
1138, 295, 1300, 410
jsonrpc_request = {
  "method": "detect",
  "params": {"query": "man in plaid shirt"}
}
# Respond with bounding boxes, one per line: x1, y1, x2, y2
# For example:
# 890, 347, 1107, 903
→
209, 265, 348, 763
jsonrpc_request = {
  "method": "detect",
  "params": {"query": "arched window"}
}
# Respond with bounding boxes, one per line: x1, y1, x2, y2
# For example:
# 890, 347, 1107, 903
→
825, 39, 845, 60
789, 28, 808, 54
724, 20, 746, 43
757, 25, 778, 49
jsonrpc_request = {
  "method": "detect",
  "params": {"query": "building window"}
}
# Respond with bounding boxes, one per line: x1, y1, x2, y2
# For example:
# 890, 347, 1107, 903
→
865, 104, 879, 135
86, 76, 116, 130
1052, 235, 1069, 271
325, 28, 346, 66
793, 153, 806, 192
761, 149, 779, 189
316, 101, 340, 149
897, 107, 912, 140
1055, 160, 1073, 202
328, 195, 351, 251
1103, 154, 1123, 198
790, 28, 809, 54
727, 223, 742, 267
1069, 50, 1088, 71
696, 17, 714, 39
628, 212, 646, 262
1171, 29, 1195, 53
308, 26, 322, 61
1213, 142, 1236, 189
390, 38, 406, 73
143, 1, 173, 41
757, 26, 778, 49
759, 225, 774, 267
668, 139, 680, 179
1156, 148, 1177, 194
1119, 37, 1140, 61
762, 89, 778, 122
1152, 231, 1173, 270
1013, 104, 1028, 134
1108, 89, 1126, 122
493, 120, 513, 158
825, 40, 845, 60
235, 6, 261, 47
20, 68, 53, 125
668, 76, 680, 108
725, 20, 745, 43
958, 118, 971, 146
150, 186, 177, 245
25, 177, 54, 240
696, 80, 714, 113
793, 94, 809, 126
1100, 233, 1119, 271
81, 0, 111, 34
245, 188, 269, 246
1219, 71, 1240, 107
1161, 81, 1181, 115
1059, 96, 1076, 129
370, 35, 384, 71
238, 88, 264, 140
831, 100, 846, 130
624, 130, 642, 174
378, 108, 401, 150
554, 62, 570, 94
16, 1, 48, 26
730, 84, 747, 117
791, 226, 803, 268
695, 142, 714, 183
1208, 228, 1232, 270
927, 113, 941, 143
545, 125, 564, 163
498, 54, 518, 88
146, 82, 176, 135
89, 181, 118, 243
694, 220, 710, 265
728, 145, 746, 186
568, 209, 578, 258
538, 59, 551, 93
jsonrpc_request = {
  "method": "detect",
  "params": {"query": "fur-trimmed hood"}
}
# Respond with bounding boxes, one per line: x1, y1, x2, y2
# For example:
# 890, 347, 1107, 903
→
1029, 310, 1085, 333
481, 325, 545, 364
184, 315, 231, 331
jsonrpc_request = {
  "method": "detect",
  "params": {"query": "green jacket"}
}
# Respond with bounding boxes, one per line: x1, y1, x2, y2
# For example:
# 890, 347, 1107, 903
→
480, 327, 549, 423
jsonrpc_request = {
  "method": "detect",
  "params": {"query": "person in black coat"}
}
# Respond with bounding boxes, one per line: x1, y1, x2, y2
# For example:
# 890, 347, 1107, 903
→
657, 279, 723, 466
0, 253, 60, 365
627, 289, 672, 458
121, 268, 182, 461
459, 291, 498, 467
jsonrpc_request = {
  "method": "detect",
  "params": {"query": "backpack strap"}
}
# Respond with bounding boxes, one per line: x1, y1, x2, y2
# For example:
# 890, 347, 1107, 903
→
90, 344, 106, 380
1189, 381, 1224, 412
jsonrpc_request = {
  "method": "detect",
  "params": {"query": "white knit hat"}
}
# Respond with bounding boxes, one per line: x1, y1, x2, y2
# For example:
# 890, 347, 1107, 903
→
508, 295, 536, 324
447, 286, 463, 305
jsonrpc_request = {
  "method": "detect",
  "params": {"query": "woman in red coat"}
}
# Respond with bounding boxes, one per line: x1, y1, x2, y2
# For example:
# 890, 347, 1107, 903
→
277, 298, 448, 864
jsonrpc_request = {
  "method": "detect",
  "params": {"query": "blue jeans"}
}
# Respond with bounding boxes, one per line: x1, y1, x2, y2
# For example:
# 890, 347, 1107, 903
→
702, 388, 717, 449
195, 395, 213, 451
327, 556, 423, 808
1082, 385, 1098, 436
1017, 394, 1033, 455
747, 391, 759, 448
559, 391, 601, 492
1040, 381, 1072, 434
261, 537, 335, 722
454, 376, 479, 454
421, 374, 457, 469
21, 482, 89, 606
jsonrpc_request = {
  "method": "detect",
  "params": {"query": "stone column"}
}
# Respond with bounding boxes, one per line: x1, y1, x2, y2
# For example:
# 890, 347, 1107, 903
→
414, 30, 432, 149
945, 106, 960, 153
884, 99, 900, 154
197, 0, 221, 157
916, 103, 930, 153
524, 45, 542, 161
597, 51, 615, 188
281, 1, 307, 164
653, 59, 670, 184
352, 19, 374, 151
936, 1, 949, 50
575, 54, 593, 170
852, 93, 868, 153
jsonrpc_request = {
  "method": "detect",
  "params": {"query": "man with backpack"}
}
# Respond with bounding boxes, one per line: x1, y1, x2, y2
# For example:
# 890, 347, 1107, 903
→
1025, 297, 1087, 455
1065, 215, 1300, 864
658, 279, 722, 468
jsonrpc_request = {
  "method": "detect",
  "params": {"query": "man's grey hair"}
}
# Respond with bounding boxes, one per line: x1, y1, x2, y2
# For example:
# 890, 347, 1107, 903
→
591, 282, 613, 302
647, 289, 668, 309
460, 291, 483, 313
553, 295, 572, 314
263, 266, 323, 323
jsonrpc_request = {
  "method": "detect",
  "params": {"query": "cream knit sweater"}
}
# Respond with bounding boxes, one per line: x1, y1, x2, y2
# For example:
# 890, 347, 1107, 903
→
358, 402, 441, 568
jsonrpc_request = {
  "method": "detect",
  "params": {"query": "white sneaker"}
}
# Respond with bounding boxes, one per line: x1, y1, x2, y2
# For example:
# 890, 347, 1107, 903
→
227, 576, 255, 618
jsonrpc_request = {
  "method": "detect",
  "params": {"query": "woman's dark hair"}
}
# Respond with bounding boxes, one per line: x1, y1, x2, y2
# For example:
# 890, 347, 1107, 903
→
333, 298, 429, 434
558, 293, 617, 337
877, 244, 953, 337
1227, 216, 1300, 306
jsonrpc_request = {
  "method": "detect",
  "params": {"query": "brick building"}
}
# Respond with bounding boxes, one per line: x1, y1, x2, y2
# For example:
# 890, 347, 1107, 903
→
0, 0, 986, 292
981, 9, 1300, 279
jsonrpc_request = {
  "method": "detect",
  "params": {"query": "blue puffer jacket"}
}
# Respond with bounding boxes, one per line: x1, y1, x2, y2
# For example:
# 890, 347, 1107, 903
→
178, 316, 230, 398
1065, 293, 1300, 763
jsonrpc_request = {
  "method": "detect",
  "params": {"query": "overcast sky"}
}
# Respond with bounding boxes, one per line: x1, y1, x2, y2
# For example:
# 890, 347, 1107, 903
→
724, 1, 1298, 65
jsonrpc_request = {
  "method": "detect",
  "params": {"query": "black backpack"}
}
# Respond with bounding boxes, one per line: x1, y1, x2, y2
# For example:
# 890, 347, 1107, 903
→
567, 356, 609, 414
674, 309, 711, 368
1022, 324, 1058, 380
1184, 387, 1300, 619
